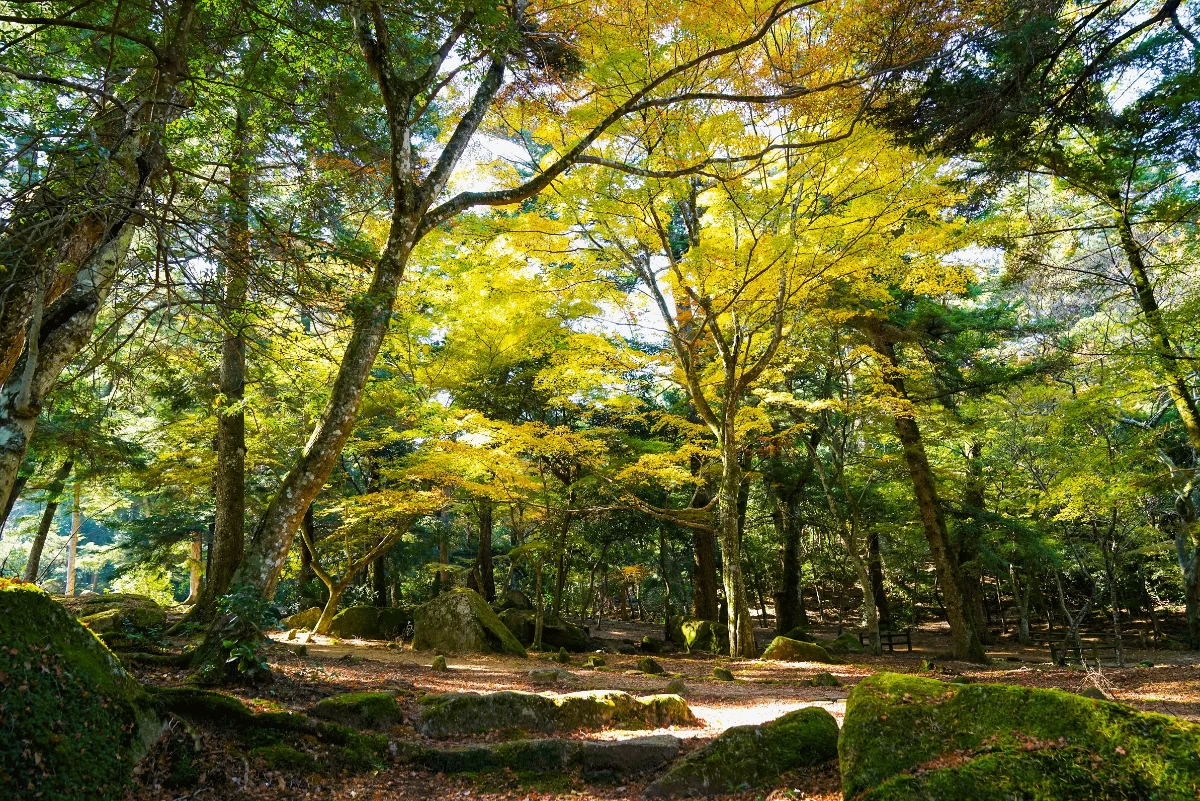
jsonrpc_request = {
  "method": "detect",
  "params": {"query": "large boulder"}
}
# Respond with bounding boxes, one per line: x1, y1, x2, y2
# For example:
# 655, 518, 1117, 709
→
841, 672, 1200, 800
413, 588, 527, 657
1, 582, 162, 800
327, 605, 412, 639
283, 606, 322, 630
492, 589, 534, 612
644, 706, 839, 797
681, 619, 728, 654
497, 608, 592, 652
761, 636, 835, 663
825, 631, 865, 655
56, 592, 166, 635
417, 689, 696, 737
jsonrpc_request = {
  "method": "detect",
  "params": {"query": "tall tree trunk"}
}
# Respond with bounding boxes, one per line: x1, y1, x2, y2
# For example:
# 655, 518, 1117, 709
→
372, 553, 388, 606
872, 332, 986, 662
22, 459, 72, 582
65, 481, 81, 595
958, 439, 992, 644
477, 500, 496, 601
198, 107, 253, 616
717, 445, 757, 658
438, 530, 449, 593
659, 524, 674, 640
690, 469, 719, 620
868, 531, 891, 625
1011, 565, 1032, 644
1114, 206, 1200, 452
0, 474, 27, 539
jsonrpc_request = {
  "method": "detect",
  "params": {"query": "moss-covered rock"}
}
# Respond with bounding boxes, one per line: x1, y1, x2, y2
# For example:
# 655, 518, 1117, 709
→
283, 606, 323, 630
812, 671, 840, 687
417, 689, 697, 737
413, 734, 682, 775
640, 635, 665, 653
712, 666, 734, 681
529, 667, 570, 684
497, 608, 593, 652
327, 605, 412, 639
825, 631, 865, 655
1, 582, 162, 801
761, 636, 834, 663
681, 619, 728, 654
780, 625, 813, 641
585, 655, 606, 668
644, 706, 839, 797
414, 588, 527, 657
638, 656, 665, 675
667, 614, 687, 645
431, 654, 448, 671
666, 678, 688, 695
56, 593, 167, 637
840, 672, 1200, 801
493, 589, 534, 612
555, 646, 571, 663
313, 692, 401, 729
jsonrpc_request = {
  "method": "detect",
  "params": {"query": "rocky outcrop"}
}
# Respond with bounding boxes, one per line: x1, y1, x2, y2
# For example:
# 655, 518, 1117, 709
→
2, 582, 162, 801
497, 608, 592, 652
417, 689, 696, 737
761, 636, 835, 663
327, 606, 411, 639
56, 592, 166, 638
283, 606, 322, 630
412, 589, 526, 657
644, 706, 839, 797
840, 672, 1200, 800
492, 589, 534, 612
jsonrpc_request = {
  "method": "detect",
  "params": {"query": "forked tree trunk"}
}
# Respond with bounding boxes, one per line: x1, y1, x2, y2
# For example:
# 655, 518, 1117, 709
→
23, 460, 73, 582
872, 332, 986, 663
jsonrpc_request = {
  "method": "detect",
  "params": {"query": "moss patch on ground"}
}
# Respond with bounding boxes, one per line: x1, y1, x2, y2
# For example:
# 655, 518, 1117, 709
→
644, 706, 839, 797
840, 672, 1200, 801
417, 689, 696, 737
0, 582, 161, 801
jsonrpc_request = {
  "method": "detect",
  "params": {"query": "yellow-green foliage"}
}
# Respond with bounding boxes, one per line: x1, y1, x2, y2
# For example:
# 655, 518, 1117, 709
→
0, 582, 160, 801
841, 672, 1200, 800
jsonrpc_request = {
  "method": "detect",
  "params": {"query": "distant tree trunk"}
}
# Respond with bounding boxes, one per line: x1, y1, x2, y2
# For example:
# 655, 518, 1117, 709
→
477, 500, 496, 601
868, 531, 891, 625
183, 529, 202, 605
0, 474, 27, 539
65, 481, 81, 596
1011, 565, 1032, 645
958, 440, 992, 644
1170, 489, 1200, 648
23, 459, 72, 582
871, 330, 986, 663
659, 525, 673, 640
438, 532, 449, 593
372, 553, 388, 606
533, 558, 545, 650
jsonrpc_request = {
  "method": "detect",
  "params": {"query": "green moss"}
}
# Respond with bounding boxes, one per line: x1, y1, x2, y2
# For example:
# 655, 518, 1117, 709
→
155, 687, 255, 724
0, 583, 161, 801
681, 619, 727, 654
644, 706, 839, 797
313, 691, 401, 729
413, 588, 527, 657
812, 671, 841, 687
418, 689, 696, 737
781, 625, 813, 641
761, 636, 834, 663
283, 607, 322, 630
826, 631, 865, 655
713, 666, 735, 681
637, 656, 665, 674
840, 672, 1200, 801
252, 743, 319, 772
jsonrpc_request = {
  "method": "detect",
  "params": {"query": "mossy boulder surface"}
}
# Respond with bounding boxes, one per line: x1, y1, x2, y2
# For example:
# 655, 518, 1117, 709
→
713, 666, 734, 681
681, 619, 728, 654
497, 608, 592, 652
761, 636, 834, 663
638, 656, 665, 674
313, 692, 401, 729
413, 734, 682, 775
644, 706, 839, 797
841, 672, 1200, 801
56, 592, 166, 634
825, 631, 865, 655
780, 625, 813, 641
1, 583, 162, 801
417, 689, 696, 737
413, 588, 527, 657
283, 606, 322, 630
327, 605, 412, 639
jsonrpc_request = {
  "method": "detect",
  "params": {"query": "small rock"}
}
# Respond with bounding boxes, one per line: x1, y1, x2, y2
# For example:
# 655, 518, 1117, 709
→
585, 655, 606, 668
431, 654, 448, 672
530, 667, 569, 684
665, 678, 688, 695
712, 666, 734, 681
640, 635, 664, 653
638, 657, 665, 675
286, 628, 299, 641
812, 671, 840, 687
556, 647, 571, 664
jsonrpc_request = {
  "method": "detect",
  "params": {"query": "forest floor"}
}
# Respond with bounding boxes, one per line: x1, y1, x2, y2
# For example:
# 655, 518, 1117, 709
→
125, 618, 1200, 801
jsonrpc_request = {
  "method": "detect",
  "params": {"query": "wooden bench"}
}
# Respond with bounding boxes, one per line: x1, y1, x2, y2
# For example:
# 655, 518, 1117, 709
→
860, 628, 912, 653
1050, 639, 1120, 666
